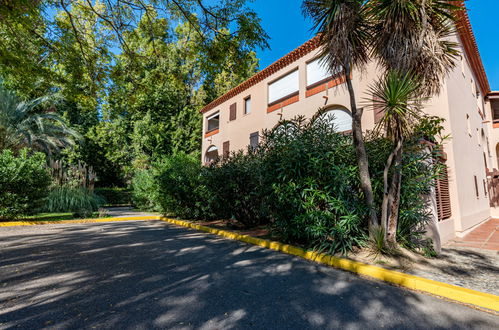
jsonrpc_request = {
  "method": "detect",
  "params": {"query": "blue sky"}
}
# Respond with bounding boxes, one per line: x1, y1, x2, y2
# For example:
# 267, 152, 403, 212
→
249, 0, 499, 91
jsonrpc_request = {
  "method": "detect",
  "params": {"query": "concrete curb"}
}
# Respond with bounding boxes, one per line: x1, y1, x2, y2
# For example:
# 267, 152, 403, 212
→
0, 216, 156, 227
158, 216, 499, 312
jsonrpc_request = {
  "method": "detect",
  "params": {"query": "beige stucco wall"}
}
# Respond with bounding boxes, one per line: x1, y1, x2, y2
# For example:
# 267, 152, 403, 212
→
201, 35, 494, 242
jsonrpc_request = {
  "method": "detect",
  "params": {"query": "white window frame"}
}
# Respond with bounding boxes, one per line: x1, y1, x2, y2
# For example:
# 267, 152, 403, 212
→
268, 69, 299, 105
306, 57, 339, 87
206, 112, 220, 132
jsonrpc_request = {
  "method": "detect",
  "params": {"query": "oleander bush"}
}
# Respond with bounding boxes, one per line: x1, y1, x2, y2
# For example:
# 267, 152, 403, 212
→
130, 114, 441, 255
0, 149, 51, 220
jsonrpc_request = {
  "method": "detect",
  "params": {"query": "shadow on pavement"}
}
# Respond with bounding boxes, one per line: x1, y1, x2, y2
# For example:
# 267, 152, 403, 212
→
0, 221, 497, 329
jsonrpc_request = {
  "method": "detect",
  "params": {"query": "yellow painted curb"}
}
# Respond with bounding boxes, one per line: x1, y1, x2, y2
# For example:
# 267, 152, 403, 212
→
0, 216, 156, 227
158, 216, 499, 312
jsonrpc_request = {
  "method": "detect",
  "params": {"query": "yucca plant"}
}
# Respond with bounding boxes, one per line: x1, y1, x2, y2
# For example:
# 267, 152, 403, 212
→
370, 71, 428, 243
43, 186, 105, 218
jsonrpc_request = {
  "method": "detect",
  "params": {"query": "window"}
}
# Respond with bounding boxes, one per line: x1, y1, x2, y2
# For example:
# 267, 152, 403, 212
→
205, 145, 219, 164
268, 69, 299, 105
206, 112, 220, 132
307, 57, 339, 87
244, 96, 251, 115
222, 141, 230, 157
229, 103, 237, 121
318, 108, 353, 132
249, 132, 259, 150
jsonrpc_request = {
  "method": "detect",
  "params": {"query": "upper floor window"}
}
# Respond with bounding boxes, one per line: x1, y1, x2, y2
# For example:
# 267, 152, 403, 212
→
244, 96, 251, 115
306, 57, 339, 87
268, 69, 299, 105
206, 112, 220, 132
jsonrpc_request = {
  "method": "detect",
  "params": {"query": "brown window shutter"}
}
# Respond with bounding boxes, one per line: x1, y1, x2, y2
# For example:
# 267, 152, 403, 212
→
222, 141, 230, 157
435, 156, 452, 221
373, 95, 384, 123
249, 132, 259, 150
229, 103, 237, 121
474, 175, 479, 198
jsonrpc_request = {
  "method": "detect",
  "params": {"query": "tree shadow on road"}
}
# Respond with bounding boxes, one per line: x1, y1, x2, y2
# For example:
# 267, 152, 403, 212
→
0, 221, 496, 329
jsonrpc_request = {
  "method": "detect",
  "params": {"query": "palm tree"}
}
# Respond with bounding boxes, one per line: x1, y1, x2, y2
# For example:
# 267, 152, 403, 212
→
0, 84, 81, 154
303, 0, 461, 243
302, 0, 378, 231
368, 0, 460, 243
370, 71, 426, 243
368, 0, 460, 96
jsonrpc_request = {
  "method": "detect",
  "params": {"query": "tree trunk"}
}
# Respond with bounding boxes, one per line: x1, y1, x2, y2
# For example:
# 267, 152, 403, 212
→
344, 63, 378, 230
381, 139, 403, 238
386, 143, 404, 244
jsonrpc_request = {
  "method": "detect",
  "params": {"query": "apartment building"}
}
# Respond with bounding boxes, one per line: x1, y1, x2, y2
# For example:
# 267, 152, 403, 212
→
200, 8, 497, 243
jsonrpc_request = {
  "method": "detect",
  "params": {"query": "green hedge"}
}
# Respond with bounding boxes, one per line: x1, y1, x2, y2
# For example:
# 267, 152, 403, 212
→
0, 149, 51, 220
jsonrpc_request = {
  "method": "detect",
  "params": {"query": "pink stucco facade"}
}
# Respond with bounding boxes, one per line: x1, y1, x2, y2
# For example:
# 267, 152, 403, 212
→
200, 19, 496, 244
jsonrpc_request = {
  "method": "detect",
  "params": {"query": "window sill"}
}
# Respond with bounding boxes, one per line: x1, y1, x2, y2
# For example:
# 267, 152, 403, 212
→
205, 129, 220, 138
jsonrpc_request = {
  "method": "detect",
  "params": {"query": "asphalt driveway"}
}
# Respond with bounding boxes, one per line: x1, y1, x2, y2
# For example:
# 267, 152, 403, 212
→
0, 220, 497, 329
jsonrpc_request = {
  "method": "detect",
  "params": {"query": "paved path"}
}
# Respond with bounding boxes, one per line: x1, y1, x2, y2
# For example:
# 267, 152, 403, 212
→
104, 206, 157, 218
0, 221, 497, 329
449, 218, 499, 251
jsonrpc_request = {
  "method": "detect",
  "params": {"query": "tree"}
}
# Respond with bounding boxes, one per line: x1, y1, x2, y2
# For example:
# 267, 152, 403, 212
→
0, 84, 81, 155
302, 0, 378, 230
368, 0, 460, 96
370, 71, 426, 243
368, 0, 460, 243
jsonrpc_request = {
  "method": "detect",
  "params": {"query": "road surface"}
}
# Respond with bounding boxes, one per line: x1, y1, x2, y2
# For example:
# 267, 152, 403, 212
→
0, 220, 497, 329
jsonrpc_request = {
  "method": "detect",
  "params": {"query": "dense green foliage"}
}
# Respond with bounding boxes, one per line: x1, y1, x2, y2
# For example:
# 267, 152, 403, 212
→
0, 149, 51, 220
43, 187, 105, 218
133, 115, 441, 254
0, 84, 80, 154
0, 0, 267, 187
131, 167, 161, 211
94, 188, 132, 206
155, 154, 213, 219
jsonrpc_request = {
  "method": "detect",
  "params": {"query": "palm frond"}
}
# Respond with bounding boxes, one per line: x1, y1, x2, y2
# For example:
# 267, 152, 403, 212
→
303, 0, 372, 73
368, 71, 427, 140
0, 84, 81, 154
368, 0, 461, 95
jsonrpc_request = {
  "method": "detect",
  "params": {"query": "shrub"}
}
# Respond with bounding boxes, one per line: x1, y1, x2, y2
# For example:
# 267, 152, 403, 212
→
0, 149, 51, 220
95, 187, 132, 206
259, 115, 368, 254
204, 150, 272, 227
156, 154, 213, 219
43, 186, 105, 218
131, 167, 160, 211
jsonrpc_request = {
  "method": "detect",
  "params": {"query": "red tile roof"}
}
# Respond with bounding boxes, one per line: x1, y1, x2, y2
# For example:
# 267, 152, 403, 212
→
200, 36, 321, 114
455, 1, 490, 95
201, 2, 491, 114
